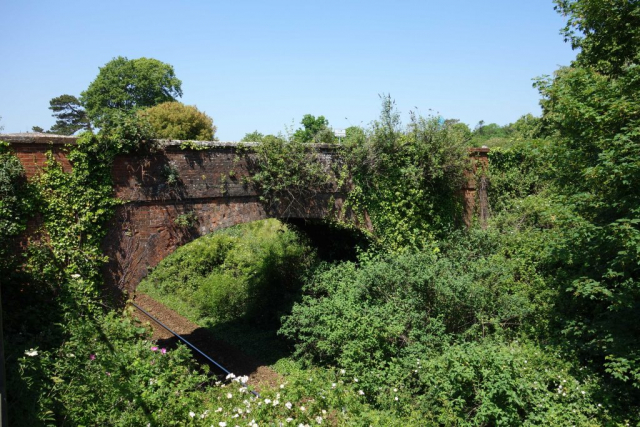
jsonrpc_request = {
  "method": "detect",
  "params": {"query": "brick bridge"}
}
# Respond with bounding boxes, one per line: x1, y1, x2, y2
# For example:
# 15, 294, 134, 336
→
4, 134, 488, 293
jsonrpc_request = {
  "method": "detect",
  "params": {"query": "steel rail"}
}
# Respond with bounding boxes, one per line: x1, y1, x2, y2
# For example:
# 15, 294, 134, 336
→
131, 301, 259, 397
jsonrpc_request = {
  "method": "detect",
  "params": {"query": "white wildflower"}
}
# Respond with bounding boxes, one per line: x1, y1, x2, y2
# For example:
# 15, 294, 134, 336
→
71, 274, 81, 279
219, 422, 227, 427
300, 406, 306, 411
315, 416, 323, 424
354, 378, 358, 382
227, 392, 233, 399
24, 349, 38, 357
285, 402, 292, 409
265, 399, 271, 404
395, 396, 399, 401
358, 390, 364, 395
188, 411, 195, 418
286, 418, 293, 423
226, 373, 236, 380
340, 369, 346, 374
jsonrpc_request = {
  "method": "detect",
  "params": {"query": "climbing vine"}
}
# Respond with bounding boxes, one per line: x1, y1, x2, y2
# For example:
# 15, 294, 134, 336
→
247, 136, 334, 217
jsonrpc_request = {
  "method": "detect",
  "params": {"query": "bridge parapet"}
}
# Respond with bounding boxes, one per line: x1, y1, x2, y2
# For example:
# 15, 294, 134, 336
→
2, 133, 488, 292
2, 134, 345, 291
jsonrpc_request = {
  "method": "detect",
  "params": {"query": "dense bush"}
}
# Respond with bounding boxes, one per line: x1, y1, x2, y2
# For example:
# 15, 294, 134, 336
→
279, 236, 612, 424
0, 142, 34, 269
247, 136, 334, 217
138, 101, 216, 141
341, 96, 471, 251
138, 219, 315, 327
487, 139, 552, 213
533, 0, 640, 396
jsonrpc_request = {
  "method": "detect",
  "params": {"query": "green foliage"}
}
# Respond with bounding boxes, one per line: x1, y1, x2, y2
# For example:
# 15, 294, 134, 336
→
16, 309, 212, 426
0, 143, 35, 267
414, 339, 603, 426
240, 130, 265, 142
526, 1, 640, 394
249, 135, 333, 216
162, 163, 181, 186
138, 219, 316, 327
279, 236, 610, 424
48, 94, 91, 135
293, 114, 334, 144
174, 211, 198, 228
487, 139, 552, 212
139, 101, 216, 141
470, 121, 510, 147
81, 56, 183, 126
468, 115, 545, 148
342, 95, 470, 251
555, 0, 640, 76
3, 112, 174, 424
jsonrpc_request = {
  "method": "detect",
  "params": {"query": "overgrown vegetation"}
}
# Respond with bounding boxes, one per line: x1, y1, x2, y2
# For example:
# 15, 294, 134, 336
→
340, 96, 471, 251
4, 0, 640, 424
138, 219, 315, 329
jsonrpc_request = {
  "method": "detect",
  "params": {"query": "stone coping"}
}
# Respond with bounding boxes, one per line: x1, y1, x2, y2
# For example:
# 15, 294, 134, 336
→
0, 133, 338, 150
1, 133, 488, 153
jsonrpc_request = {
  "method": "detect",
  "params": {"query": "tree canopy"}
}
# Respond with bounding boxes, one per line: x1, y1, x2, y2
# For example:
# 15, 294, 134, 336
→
555, 0, 640, 75
138, 102, 216, 141
293, 114, 334, 143
48, 94, 91, 135
81, 56, 183, 126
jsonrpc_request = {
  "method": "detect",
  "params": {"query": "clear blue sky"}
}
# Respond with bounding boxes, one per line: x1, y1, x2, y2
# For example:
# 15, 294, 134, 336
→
0, 0, 576, 140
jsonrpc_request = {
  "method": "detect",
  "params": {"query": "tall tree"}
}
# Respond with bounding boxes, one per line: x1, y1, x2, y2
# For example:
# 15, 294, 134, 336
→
48, 94, 91, 135
293, 114, 333, 143
535, 0, 640, 391
81, 57, 182, 126
555, 0, 640, 75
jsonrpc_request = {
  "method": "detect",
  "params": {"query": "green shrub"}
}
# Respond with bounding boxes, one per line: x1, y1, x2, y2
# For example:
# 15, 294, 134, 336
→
0, 143, 35, 268
341, 96, 470, 251
414, 339, 603, 426
138, 101, 216, 141
138, 219, 316, 326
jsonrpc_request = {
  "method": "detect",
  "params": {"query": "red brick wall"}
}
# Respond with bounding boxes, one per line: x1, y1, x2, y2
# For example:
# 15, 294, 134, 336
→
12, 143, 73, 178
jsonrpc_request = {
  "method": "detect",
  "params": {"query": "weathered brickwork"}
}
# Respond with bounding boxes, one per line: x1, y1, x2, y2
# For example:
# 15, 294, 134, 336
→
3, 134, 488, 293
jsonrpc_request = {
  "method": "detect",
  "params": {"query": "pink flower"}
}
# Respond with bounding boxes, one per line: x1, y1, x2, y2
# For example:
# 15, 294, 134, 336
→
89, 354, 96, 360
106, 372, 111, 376
151, 346, 158, 351
161, 348, 167, 354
